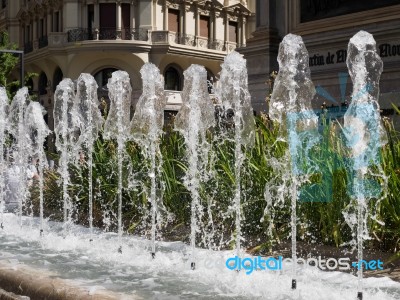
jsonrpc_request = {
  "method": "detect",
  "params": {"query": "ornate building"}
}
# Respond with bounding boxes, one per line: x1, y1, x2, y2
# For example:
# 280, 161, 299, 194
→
241, 0, 400, 127
0, 0, 254, 130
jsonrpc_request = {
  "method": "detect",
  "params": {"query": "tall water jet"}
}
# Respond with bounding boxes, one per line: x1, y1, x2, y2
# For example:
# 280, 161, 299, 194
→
54, 79, 78, 231
130, 63, 166, 258
104, 71, 131, 250
0, 87, 8, 228
174, 65, 215, 269
25, 102, 51, 234
8, 87, 31, 227
216, 51, 255, 258
269, 34, 319, 290
75, 74, 104, 240
343, 30, 386, 300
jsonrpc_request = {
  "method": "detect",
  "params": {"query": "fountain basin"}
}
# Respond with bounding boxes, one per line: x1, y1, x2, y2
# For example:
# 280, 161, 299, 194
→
1, 214, 400, 300
0, 261, 131, 300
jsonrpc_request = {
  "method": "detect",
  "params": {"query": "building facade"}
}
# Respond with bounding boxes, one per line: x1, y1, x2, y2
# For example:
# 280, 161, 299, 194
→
240, 0, 400, 126
0, 0, 254, 131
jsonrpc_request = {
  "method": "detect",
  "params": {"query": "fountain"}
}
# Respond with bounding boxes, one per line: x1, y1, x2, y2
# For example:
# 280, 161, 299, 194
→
0, 32, 399, 300
343, 30, 386, 300
216, 51, 255, 258
54, 79, 79, 231
74, 73, 104, 240
130, 63, 166, 258
269, 34, 320, 290
8, 87, 31, 227
0, 87, 8, 229
24, 102, 51, 235
103, 71, 131, 251
174, 64, 215, 269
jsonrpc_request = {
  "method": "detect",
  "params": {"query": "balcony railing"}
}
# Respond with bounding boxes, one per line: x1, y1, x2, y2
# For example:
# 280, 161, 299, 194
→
24, 41, 33, 54
38, 36, 48, 48
151, 31, 229, 51
68, 28, 93, 42
67, 28, 149, 42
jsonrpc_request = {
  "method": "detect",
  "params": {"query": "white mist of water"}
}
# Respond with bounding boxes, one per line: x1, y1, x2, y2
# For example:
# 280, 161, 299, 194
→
0, 87, 8, 228
104, 71, 132, 248
216, 51, 255, 258
24, 102, 51, 234
75, 73, 104, 239
269, 33, 319, 289
343, 30, 387, 299
54, 79, 79, 231
131, 63, 166, 257
8, 87, 31, 227
175, 64, 215, 269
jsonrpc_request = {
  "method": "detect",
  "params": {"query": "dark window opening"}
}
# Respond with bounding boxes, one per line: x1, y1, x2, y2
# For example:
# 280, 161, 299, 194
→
164, 67, 181, 91
168, 9, 180, 33
229, 21, 238, 43
53, 67, 63, 92
39, 72, 48, 95
54, 12, 60, 32
200, 15, 210, 38
121, 3, 131, 39
88, 4, 94, 32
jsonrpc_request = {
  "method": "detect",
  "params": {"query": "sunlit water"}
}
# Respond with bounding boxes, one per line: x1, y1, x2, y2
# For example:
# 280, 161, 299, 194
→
0, 214, 399, 300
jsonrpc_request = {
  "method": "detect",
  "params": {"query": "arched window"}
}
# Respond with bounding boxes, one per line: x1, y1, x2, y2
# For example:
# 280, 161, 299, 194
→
53, 67, 63, 92
164, 66, 181, 91
38, 72, 48, 95
94, 67, 118, 89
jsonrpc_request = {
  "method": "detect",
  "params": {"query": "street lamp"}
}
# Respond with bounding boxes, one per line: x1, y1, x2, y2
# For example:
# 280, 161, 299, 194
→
0, 49, 24, 88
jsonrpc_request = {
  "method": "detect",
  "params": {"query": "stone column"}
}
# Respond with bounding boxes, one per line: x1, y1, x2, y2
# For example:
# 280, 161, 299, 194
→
130, 1, 135, 39
94, 2, 99, 40
241, 17, 246, 47
116, 0, 122, 39
163, 2, 168, 30
224, 11, 228, 50
194, 5, 198, 46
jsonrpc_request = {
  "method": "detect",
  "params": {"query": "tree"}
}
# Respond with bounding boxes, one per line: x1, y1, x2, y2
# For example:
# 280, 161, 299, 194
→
0, 31, 37, 100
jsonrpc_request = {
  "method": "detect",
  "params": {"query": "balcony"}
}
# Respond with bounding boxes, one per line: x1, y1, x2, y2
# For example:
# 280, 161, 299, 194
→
150, 31, 229, 51
67, 28, 149, 42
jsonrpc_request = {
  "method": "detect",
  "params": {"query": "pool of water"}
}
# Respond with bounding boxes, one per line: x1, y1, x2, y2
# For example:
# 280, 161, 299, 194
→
0, 213, 399, 300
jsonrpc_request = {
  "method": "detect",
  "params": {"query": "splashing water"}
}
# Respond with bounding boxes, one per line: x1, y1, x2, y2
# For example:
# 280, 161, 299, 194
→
104, 71, 132, 248
343, 30, 387, 299
269, 33, 320, 289
25, 102, 51, 234
54, 79, 79, 231
75, 74, 104, 239
130, 63, 166, 257
175, 64, 215, 269
0, 87, 8, 228
216, 51, 255, 258
8, 87, 31, 227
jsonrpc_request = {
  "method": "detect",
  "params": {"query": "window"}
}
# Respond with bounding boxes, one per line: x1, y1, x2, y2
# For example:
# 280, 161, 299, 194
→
100, 3, 116, 39
229, 21, 238, 43
1, 0, 6, 9
88, 4, 94, 31
54, 11, 59, 32
39, 19, 44, 38
53, 67, 63, 92
164, 67, 181, 91
121, 3, 131, 39
94, 68, 118, 89
168, 9, 180, 33
38, 72, 48, 95
200, 15, 210, 38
